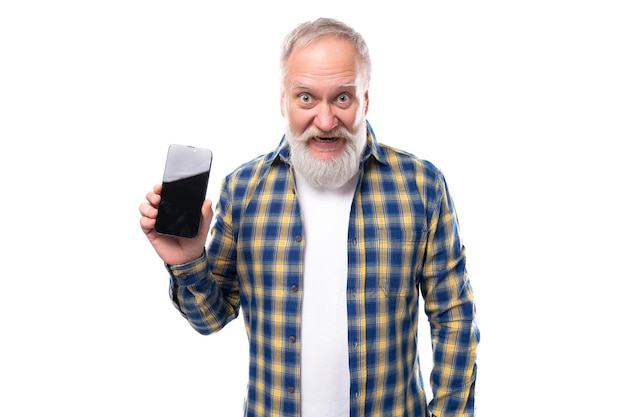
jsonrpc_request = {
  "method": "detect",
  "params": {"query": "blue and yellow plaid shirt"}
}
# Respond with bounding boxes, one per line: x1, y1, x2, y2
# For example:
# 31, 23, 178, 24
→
168, 122, 479, 417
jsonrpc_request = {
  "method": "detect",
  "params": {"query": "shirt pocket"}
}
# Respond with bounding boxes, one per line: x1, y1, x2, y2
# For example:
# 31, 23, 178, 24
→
371, 225, 427, 296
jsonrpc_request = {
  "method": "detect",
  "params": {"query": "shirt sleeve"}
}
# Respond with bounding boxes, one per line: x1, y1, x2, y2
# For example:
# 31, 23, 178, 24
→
167, 180, 241, 335
167, 250, 239, 335
421, 173, 480, 417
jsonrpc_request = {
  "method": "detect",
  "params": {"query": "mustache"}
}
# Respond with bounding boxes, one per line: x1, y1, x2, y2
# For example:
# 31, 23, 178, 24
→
298, 126, 350, 140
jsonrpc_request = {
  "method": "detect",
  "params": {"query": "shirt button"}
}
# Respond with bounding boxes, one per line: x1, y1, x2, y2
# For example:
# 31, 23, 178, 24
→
291, 284, 298, 292
295, 235, 302, 242
179, 273, 187, 280
288, 386, 295, 394
289, 336, 296, 343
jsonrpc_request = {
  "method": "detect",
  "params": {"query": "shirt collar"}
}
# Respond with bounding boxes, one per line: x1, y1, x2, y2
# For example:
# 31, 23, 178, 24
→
268, 120, 388, 166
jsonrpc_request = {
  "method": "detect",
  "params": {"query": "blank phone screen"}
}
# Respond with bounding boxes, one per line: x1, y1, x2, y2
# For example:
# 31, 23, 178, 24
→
155, 144, 212, 238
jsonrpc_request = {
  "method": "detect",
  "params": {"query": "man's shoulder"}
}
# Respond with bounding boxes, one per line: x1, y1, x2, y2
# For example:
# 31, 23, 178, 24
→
221, 148, 290, 199
229, 153, 266, 172
375, 142, 443, 179
226, 151, 276, 180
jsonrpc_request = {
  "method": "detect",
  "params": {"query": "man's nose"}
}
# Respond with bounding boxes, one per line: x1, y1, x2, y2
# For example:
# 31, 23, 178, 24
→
314, 103, 338, 132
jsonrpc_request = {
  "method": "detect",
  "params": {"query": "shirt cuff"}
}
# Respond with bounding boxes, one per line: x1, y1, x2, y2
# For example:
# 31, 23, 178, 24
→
166, 250, 208, 286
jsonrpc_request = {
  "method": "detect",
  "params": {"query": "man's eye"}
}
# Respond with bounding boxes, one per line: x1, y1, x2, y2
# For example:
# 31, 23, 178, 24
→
300, 94, 312, 103
337, 94, 350, 103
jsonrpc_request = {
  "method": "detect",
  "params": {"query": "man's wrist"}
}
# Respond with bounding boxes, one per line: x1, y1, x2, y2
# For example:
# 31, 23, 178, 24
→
167, 250, 208, 285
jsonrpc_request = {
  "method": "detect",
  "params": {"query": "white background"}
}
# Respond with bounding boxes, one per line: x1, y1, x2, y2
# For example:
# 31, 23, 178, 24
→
1, 1, 624, 416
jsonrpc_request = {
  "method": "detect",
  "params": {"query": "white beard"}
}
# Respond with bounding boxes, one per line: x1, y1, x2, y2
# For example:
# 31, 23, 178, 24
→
285, 122, 367, 189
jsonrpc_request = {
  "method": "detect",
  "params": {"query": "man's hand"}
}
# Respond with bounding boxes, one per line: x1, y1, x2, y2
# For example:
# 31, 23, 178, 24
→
139, 184, 213, 265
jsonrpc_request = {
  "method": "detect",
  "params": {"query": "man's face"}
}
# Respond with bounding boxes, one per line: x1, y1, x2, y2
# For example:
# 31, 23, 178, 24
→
281, 35, 369, 188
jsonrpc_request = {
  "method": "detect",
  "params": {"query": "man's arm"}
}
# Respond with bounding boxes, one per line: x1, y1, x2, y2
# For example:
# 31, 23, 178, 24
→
421, 174, 480, 417
168, 181, 241, 335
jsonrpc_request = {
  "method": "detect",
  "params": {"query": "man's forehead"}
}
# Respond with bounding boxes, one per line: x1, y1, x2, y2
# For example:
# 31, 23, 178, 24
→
288, 81, 358, 91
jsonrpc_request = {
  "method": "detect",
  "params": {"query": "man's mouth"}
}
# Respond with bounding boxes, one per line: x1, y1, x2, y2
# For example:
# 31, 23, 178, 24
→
313, 136, 340, 143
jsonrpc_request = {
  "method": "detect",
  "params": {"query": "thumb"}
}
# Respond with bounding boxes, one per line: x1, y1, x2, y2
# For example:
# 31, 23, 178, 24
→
198, 199, 214, 238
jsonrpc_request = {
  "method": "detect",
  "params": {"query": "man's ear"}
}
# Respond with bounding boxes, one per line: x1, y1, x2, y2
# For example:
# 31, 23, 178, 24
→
280, 91, 286, 117
364, 90, 369, 114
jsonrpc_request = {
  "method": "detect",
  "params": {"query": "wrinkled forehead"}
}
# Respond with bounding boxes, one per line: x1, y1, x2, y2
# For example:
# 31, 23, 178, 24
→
284, 36, 368, 91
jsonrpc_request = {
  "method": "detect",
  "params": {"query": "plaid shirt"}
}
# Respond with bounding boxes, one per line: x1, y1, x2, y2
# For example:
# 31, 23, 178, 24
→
168, 122, 480, 417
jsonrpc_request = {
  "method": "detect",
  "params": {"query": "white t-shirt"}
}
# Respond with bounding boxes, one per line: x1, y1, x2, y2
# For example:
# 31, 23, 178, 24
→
295, 171, 357, 417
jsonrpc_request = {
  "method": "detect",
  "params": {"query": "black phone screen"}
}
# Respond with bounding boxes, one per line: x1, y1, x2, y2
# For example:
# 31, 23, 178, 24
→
155, 144, 213, 238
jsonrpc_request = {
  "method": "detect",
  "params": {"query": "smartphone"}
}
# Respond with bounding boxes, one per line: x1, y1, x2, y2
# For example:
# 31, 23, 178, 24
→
155, 144, 213, 238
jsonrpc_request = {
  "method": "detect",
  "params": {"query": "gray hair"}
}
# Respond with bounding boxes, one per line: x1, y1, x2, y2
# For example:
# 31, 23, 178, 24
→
280, 17, 371, 89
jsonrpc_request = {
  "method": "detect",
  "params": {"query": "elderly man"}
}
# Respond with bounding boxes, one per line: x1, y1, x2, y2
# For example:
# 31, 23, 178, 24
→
139, 17, 479, 417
